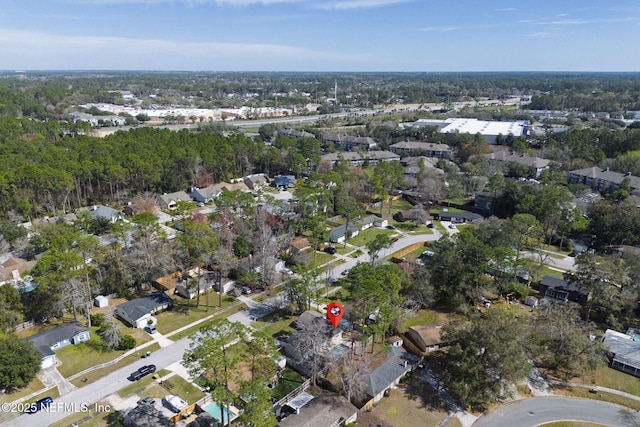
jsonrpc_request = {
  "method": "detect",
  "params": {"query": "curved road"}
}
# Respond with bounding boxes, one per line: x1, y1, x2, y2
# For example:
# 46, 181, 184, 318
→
472, 396, 632, 427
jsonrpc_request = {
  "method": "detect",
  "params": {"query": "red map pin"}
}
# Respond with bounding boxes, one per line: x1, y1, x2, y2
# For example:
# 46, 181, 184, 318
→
326, 302, 344, 328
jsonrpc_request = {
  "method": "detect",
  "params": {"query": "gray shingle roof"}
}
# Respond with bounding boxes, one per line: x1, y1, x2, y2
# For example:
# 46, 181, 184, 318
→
26, 321, 89, 357
117, 293, 173, 322
365, 346, 417, 398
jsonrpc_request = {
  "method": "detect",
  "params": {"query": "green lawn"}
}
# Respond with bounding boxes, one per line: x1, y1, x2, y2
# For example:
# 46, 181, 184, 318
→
255, 316, 296, 338
24, 386, 60, 404
386, 198, 414, 214
271, 369, 305, 402
347, 227, 395, 247
159, 375, 205, 403
168, 303, 248, 340
49, 402, 120, 427
118, 369, 171, 397
0, 376, 46, 404
68, 342, 161, 387
401, 309, 452, 330
307, 251, 335, 267
433, 221, 446, 232
155, 295, 238, 335
57, 333, 146, 378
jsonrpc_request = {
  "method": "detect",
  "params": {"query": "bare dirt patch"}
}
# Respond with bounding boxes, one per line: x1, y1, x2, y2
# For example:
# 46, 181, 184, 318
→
359, 377, 449, 427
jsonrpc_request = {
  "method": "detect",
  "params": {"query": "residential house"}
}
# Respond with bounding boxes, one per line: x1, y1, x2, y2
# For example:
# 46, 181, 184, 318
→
225, 180, 251, 192
289, 236, 311, 254
157, 191, 192, 210
115, 292, 173, 328
357, 214, 383, 231
433, 211, 482, 223
474, 191, 500, 215
603, 329, 640, 378
389, 141, 453, 159
406, 323, 445, 353
274, 175, 296, 189
89, 205, 124, 223
174, 268, 228, 298
481, 151, 551, 178
215, 278, 236, 295
243, 173, 268, 191
320, 151, 400, 169
123, 402, 172, 427
277, 391, 358, 427
280, 310, 344, 376
329, 224, 359, 243
152, 271, 182, 293
539, 275, 590, 304
0, 257, 35, 286
361, 346, 417, 410
393, 210, 414, 223
175, 281, 213, 299
191, 183, 228, 203
373, 216, 389, 228
26, 321, 90, 369
568, 167, 640, 193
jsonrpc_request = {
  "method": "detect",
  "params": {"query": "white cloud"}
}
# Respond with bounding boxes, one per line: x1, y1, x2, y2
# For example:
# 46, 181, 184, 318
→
0, 29, 368, 70
313, 0, 411, 11
417, 26, 462, 33
528, 32, 553, 38
70, 0, 302, 5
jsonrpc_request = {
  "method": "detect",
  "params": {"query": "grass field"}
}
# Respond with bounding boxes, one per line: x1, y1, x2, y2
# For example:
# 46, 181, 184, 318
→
358, 380, 450, 427
158, 375, 205, 404
155, 295, 238, 335
49, 402, 121, 427
168, 302, 248, 340
68, 342, 161, 387
0, 376, 46, 404
118, 369, 171, 397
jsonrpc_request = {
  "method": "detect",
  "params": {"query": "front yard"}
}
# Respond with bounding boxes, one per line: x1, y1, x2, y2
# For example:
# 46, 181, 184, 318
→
358, 378, 450, 427
154, 294, 239, 335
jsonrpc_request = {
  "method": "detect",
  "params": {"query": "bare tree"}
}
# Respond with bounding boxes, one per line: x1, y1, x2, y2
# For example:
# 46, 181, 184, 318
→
287, 315, 332, 386
334, 351, 367, 403
62, 277, 88, 323
99, 308, 122, 350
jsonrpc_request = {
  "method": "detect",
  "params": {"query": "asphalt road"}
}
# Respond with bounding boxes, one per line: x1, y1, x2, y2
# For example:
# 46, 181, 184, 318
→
472, 396, 630, 427
5, 339, 190, 427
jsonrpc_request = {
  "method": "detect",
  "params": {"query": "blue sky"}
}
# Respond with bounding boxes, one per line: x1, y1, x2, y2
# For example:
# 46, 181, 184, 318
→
1, 0, 639, 72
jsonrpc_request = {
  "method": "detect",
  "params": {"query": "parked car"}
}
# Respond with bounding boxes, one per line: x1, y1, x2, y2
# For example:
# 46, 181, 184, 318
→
241, 286, 252, 294
392, 237, 399, 242
341, 269, 350, 276
26, 396, 53, 413
448, 224, 456, 229
129, 364, 156, 381
139, 396, 156, 405
386, 225, 395, 230
144, 325, 157, 334
324, 246, 337, 254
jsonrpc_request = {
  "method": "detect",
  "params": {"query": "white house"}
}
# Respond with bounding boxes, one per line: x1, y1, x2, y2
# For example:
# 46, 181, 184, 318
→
158, 191, 192, 210
27, 321, 90, 369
